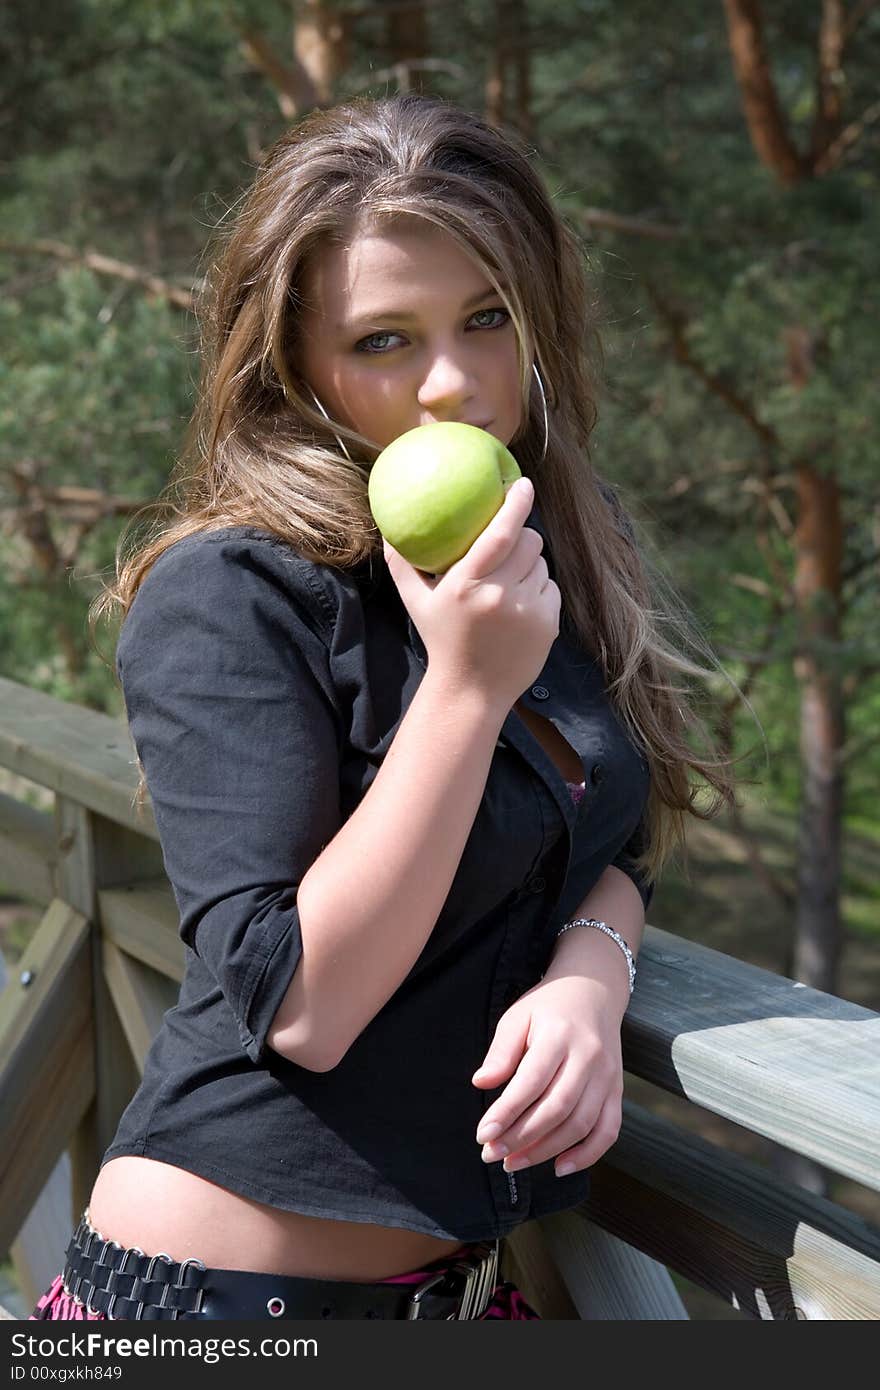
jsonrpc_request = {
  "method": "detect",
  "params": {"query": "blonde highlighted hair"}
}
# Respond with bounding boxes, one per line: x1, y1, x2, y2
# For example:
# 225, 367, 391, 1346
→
91, 91, 745, 888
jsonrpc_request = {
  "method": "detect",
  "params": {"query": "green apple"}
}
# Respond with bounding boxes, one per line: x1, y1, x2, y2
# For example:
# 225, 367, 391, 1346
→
368, 422, 522, 574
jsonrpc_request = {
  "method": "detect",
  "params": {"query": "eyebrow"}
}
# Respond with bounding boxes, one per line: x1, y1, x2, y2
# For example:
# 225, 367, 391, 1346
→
337, 285, 507, 331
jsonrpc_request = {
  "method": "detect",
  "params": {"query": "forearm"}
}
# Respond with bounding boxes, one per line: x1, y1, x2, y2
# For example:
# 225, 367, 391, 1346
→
267, 667, 508, 1070
541, 865, 645, 1023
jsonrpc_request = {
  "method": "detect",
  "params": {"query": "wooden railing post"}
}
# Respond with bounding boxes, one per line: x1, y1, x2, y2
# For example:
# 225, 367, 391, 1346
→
54, 798, 162, 1192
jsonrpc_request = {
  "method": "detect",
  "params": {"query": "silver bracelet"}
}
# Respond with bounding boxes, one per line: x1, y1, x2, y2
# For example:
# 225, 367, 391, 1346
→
555, 917, 636, 995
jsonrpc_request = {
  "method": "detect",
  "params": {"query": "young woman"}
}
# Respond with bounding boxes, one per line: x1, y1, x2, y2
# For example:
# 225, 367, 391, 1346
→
32, 92, 736, 1321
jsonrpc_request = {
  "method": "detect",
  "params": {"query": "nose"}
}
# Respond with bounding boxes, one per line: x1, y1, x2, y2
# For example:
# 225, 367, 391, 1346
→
416, 350, 477, 419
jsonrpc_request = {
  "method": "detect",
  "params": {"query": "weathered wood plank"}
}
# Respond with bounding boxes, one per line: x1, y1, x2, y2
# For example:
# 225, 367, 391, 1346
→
0, 676, 156, 840
577, 1097, 880, 1319
0, 951, 73, 1313
102, 940, 179, 1072
0, 792, 55, 905
10, 1152, 73, 1313
54, 801, 141, 1166
0, 899, 94, 1255
502, 1219, 582, 1319
506, 1212, 688, 1319
98, 880, 184, 982
625, 926, 880, 1191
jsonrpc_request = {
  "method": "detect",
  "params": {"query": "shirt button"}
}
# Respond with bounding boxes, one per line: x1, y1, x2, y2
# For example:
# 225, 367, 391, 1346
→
591, 762, 606, 786
531, 685, 550, 700
528, 876, 546, 894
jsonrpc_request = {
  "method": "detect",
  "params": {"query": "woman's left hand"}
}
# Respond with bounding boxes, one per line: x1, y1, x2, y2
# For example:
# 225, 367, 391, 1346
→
471, 975, 624, 1178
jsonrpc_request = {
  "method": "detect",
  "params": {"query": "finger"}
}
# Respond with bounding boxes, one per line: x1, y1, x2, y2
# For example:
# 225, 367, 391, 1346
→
481, 1059, 587, 1158
448, 476, 534, 582
475, 1036, 566, 1147
446, 521, 542, 598
472, 1009, 531, 1093
383, 537, 439, 595
518, 551, 548, 594
510, 1090, 622, 1177
550, 1091, 623, 1176
502, 1089, 602, 1171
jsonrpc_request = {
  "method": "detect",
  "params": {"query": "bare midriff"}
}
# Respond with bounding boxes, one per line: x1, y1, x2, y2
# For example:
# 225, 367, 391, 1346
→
88, 1156, 467, 1279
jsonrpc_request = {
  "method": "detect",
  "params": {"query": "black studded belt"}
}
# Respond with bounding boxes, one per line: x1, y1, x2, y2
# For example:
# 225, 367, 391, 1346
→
55, 1211, 501, 1321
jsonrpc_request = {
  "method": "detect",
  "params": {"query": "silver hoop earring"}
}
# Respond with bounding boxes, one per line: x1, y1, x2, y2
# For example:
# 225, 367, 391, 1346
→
532, 362, 549, 463
305, 385, 353, 462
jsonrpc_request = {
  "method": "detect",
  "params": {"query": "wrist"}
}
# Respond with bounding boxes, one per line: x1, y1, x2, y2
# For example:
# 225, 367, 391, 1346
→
421, 664, 510, 730
545, 917, 636, 1020
558, 918, 636, 994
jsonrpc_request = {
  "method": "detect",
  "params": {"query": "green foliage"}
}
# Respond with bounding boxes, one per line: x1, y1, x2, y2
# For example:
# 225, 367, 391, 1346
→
1, 267, 192, 472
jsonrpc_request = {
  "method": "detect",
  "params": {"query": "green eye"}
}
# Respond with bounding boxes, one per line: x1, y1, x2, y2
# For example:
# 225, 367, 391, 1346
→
355, 332, 399, 354
354, 308, 510, 355
471, 309, 509, 328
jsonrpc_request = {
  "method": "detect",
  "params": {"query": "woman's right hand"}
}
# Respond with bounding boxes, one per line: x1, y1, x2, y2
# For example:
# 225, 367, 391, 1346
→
382, 477, 561, 711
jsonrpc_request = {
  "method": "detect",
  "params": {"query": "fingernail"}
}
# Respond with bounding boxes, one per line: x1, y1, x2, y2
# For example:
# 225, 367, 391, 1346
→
503, 1156, 530, 1173
556, 1161, 576, 1178
477, 1121, 502, 1142
481, 1142, 508, 1163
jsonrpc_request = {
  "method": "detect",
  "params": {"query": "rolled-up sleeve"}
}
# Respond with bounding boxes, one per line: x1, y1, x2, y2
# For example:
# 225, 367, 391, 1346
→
116, 534, 342, 1064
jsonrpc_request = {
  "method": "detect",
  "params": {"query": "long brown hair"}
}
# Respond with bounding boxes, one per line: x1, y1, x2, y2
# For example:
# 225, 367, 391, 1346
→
91, 91, 746, 887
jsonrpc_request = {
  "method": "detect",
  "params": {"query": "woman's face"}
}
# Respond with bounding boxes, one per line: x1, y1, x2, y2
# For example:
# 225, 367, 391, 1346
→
294, 222, 524, 452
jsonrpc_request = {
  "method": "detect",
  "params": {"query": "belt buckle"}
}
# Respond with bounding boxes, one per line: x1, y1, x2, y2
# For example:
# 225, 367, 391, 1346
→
407, 1240, 499, 1321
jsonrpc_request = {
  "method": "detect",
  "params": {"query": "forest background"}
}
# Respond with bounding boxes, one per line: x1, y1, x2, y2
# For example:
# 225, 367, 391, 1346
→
0, 0, 878, 1319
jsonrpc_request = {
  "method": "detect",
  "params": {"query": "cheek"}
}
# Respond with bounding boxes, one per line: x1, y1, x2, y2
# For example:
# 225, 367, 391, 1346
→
497, 347, 524, 421
492, 331, 520, 378
329, 365, 401, 438
296, 336, 339, 413
334, 365, 384, 410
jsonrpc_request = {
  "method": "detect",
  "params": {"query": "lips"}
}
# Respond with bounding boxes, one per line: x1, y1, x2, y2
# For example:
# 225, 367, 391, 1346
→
419, 419, 494, 430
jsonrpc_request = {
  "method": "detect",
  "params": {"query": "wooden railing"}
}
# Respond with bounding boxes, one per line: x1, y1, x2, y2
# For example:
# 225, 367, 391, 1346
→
1, 672, 879, 1320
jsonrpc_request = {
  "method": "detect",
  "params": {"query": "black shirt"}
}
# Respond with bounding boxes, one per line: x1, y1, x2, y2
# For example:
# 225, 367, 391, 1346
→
103, 502, 652, 1242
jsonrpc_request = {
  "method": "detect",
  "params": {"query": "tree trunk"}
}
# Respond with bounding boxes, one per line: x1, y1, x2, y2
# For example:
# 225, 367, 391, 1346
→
486, 0, 532, 138
722, 2, 850, 1012
722, 0, 805, 183
771, 328, 845, 1200
810, 0, 845, 164
791, 462, 845, 994
486, 0, 514, 128
293, 0, 350, 106
385, 0, 429, 93
510, 0, 533, 142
